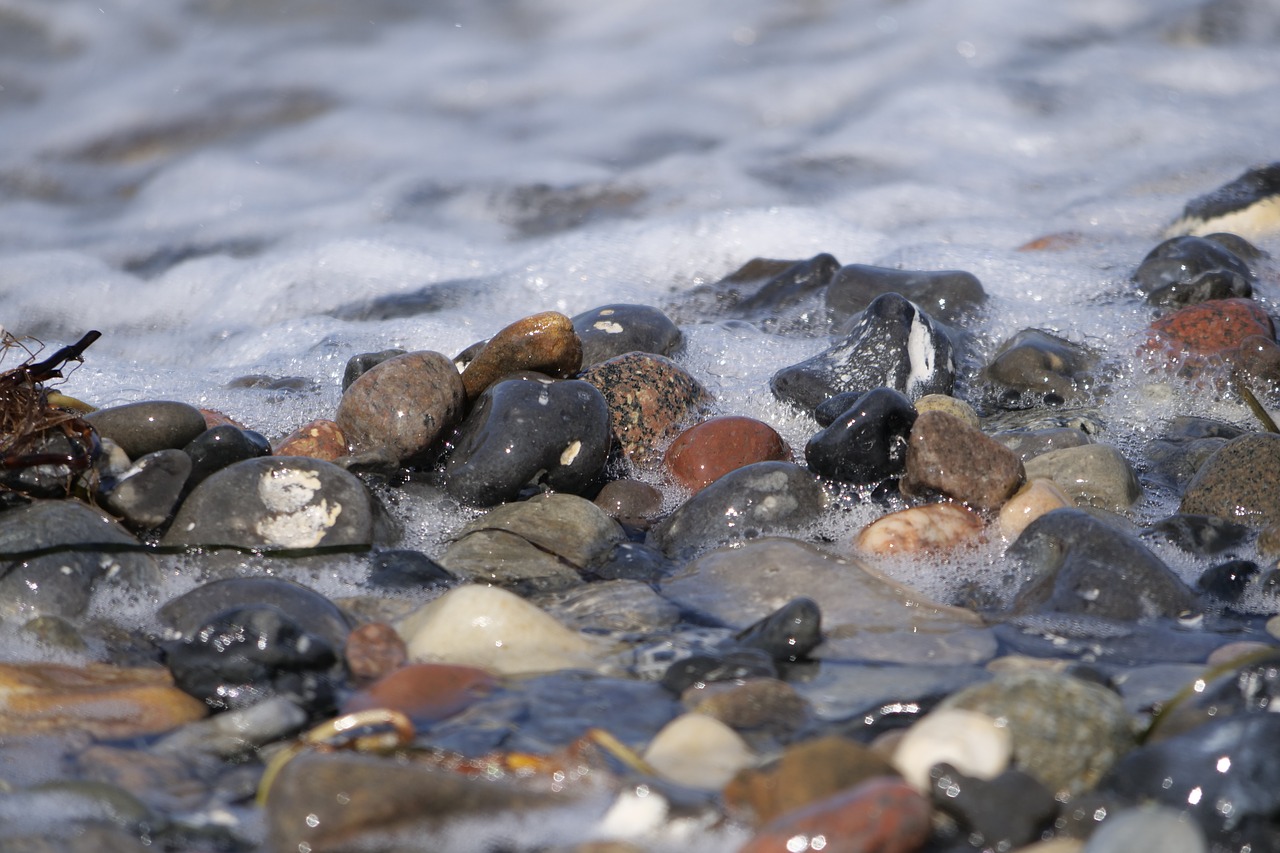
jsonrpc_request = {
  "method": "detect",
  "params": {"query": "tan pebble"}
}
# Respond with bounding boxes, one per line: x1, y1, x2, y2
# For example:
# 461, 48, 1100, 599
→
1205, 641, 1280, 668
856, 502, 985, 555
985, 655, 1069, 675
999, 478, 1072, 540
914, 394, 979, 428
642, 712, 754, 790
460, 311, 582, 400
1015, 839, 1084, 853
274, 418, 347, 461
1267, 614, 1280, 641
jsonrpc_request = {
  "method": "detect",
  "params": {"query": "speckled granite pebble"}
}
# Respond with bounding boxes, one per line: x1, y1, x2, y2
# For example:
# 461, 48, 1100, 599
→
1181, 432, 1280, 527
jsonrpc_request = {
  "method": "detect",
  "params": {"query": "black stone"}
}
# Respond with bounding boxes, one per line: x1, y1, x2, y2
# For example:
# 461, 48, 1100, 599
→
182, 425, 273, 493
1197, 559, 1260, 602
727, 253, 841, 320
342, 348, 407, 392
813, 390, 867, 427
732, 597, 822, 662
771, 293, 955, 413
1146, 513, 1252, 559
99, 448, 193, 529
571, 304, 683, 367
588, 541, 674, 583
440, 377, 611, 507
805, 387, 916, 484
85, 400, 208, 459
1007, 508, 1201, 621
1133, 235, 1254, 307
984, 328, 1097, 404
928, 763, 1058, 851
366, 549, 457, 590
659, 648, 777, 695
670, 254, 841, 333
826, 264, 986, 327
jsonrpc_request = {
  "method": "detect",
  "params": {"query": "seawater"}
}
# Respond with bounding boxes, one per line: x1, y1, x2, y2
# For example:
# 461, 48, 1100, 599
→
1, 0, 1280, 846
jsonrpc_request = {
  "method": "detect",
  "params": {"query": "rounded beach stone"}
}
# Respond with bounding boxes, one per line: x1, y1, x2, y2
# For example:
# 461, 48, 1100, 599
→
460, 310, 582, 399
182, 424, 273, 491
341, 663, 496, 723
856, 502, 985, 556
985, 328, 1097, 403
593, 478, 663, 527
927, 764, 1059, 851
995, 427, 1092, 462
771, 292, 956, 412
998, 478, 1073, 540
1144, 297, 1273, 360
724, 734, 897, 825
395, 584, 600, 675
335, 350, 465, 466
1133, 235, 1254, 307
733, 596, 824, 662
649, 461, 825, 559
665, 415, 790, 493
641, 712, 755, 790
825, 263, 987, 327
914, 393, 979, 428
440, 377, 611, 506
344, 622, 408, 682
737, 777, 933, 853
687, 678, 809, 733
1181, 432, 1280, 527
901, 410, 1024, 511
342, 348, 406, 391
273, 418, 347, 461
940, 669, 1134, 797
891, 708, 1012, 792
99, 448, 192, 529
84, 400, 208, 459
578, 351, 713, 465
805, 387, 916, 485
1083, 806, 1208, 853
1166, 162, 1280, 240
571, 303, 683, 367
162, 456, 375, 550
1022, 443, 1141, 512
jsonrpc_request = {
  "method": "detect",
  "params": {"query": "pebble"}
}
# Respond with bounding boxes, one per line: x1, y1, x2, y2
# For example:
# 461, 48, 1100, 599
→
272, 417, 347, 461
1007, 508, 1200, 621
939, 669, 1134, 797
678, 254, 840, 330
686, 678, 809, 733
84, 400, 208, 459
985, 328, 1098, 404
901, 410, 1024, 511
724, 734, 898, 825
1165, 163, 1280, 239
995, 426, 1093, 462
641, 712, 755, 789
926, 764, 1059, 851
661, 649, 777, 695
648, 461, 826, 559
855, 502, 985, 555
543, 579, 681, 634
593, 478, 664, 528
805, 387, 916, 485
1132, 234, 1254, 307
1144, 415, 1245, 491
98, 447, 191, 529
736, 777, 933, 853
998, 477, 1073, 540
664, 415, 790, 493
825, 264, 987, 327
1022, 443, 1141, 512
341, 662, 496, 723
0, 661, 206, 739
1082, 806, 1208, 853
891, 707, 1012, 792
732, 596, 824, 662
578, 351, 713, 464
460, 310, 582, 399
344, 621, 409, 682
441, 377, 611, 506
365, 549, 458, 590
571, 303, 683, 366
912, 393, 978, 428
181, 423, 273, 491
341, 347, 406, 391
771, 292, 956, 412
151, 695, 308, 759
1144, 648, 1280, 742
162, 456, 375, 550
441, 492, 626, 591
395, 584, 601, 675
1180, 432, 1280, 527
1144, 297, 1273, 364
334, 349, 466, 466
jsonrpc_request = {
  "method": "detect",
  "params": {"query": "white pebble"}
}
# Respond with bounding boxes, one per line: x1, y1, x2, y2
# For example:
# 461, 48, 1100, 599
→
1083, 806, 1207, 853
642, 713, 754, 790
892, 707, 1011, 792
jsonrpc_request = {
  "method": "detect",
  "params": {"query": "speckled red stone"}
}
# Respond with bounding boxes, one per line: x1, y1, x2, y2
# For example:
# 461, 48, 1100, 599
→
664, 415, 790, 493
736, 776, 932, 853
274, 418, 347, 461
1146, 298, 1274, 357
340, 662, 495, 724
343, 622, 408, 683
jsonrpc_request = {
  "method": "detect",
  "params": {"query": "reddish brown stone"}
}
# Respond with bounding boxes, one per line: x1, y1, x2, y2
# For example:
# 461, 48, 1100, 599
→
901, 410, 1024, 512
340, 662, 496, 724
1146, 298, 1274, 358
461, 311, 582, 400
664, 415, 791, 493
274, 418, 347, 461
737, 776, 932, 853
200, 408, 245, 429
345, 622, 409, 683
335, 350, 465, 466
593, 478, 663, 527
579, 352, 712, 465
1016, 231, 1086, 252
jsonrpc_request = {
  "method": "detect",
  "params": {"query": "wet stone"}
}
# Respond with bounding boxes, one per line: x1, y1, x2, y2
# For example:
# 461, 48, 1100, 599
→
901, 410, 1024, 511
540, 579, 681, 634
1022, 443, 1141, 512
805, 387, 916, 485
334, 350, 465, 467
661, 648, 778, 695
84, 400, 208, 459
1144, 416, 1246, 491
344, 621, 408, 682
1166, 163, 1280, 239
927, 764, 1059, 851
642, 712, 754, 789
913, 393, 978, 428
893, 708, 1011, 793
1144, 297, 1274, 361
578, 351, 712, 465
649, 461, 825, 560
1144, 649, 1280, 743
1181, 432, 1280, 528
1007, 509, 1201, 621
825, 263, 987, 327
99, 448, 191, 529
1133, 234, 1255, 307
1083, 806, 1209, 853
0, 428, 97, 499
856, 502, 985, 556
672, 254, 840, 331
365, 549, 457, 590
588, 540, 673, 583
341, 347, 406, 391
593, 478, 663, 528
182, 424, 272, 492
994, 426, 1093, 462
737, 777, 933, 853
342, 662, 496, 725
272, 418, 346, 461
771, 292, 956, 412
162, 456, 375, 550
1197, 558, 1259, 603
998, 478, 1073, 541
686, 677, 809, 734
733, 596, 823, 663
985, 328, 1098, 405
571, 303, 683, 366
460, 310, 582, 400
441, 377, 611, 506
664, 415, 790, 493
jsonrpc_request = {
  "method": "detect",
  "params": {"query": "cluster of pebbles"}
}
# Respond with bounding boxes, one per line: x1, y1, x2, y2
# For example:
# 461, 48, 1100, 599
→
5, 167, 1280, 853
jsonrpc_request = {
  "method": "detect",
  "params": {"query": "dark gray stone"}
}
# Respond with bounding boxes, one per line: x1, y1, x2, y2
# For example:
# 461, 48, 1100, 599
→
100, 448, 192, 528
342, 348, 407, 391
1133, 235, 1254, 307
182, 424, 273, 493
1182, 432, 1280, 527
85, 400, 207, 459
826, 264, 986, 327
571, 303, 683, 367
985, 328, 1097, 404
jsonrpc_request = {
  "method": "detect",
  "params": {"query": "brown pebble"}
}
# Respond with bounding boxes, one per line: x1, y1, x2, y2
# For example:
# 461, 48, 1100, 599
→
341, 662, 496, 723
274, 418, 347, 461
1181, 432, 1280, 527
736, 776, 931, 853
686, 677, 809, 732
901, 410, 1025, 511
579, 352, 712, 465
664, 415, 790, 493
344, 622, 409, 683
335, 350, 465, 466
461, 311, 582, 400
593, 478, 663, 527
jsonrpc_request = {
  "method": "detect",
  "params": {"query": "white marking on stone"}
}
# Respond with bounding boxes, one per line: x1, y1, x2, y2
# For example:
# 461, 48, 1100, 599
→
560, 440, 582, 466
905, 310, 935, 396
255, 467, 343, 547
593, 320, 625, 334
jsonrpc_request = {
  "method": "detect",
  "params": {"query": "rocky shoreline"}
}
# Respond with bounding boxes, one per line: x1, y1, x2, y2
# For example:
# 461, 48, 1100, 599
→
3, 171, 1280, 852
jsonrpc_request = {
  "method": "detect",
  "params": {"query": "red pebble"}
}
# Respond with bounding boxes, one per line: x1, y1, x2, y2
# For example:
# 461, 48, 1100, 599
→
340, 662, 496, 724
1145, 298, 1274, 358
737, 777, 932, 853
665, 415, 790, 493
274, 418, 348, 461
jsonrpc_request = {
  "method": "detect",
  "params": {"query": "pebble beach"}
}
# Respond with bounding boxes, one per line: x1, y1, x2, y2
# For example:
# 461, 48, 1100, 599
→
3, 2, 1280, 852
